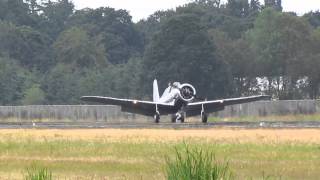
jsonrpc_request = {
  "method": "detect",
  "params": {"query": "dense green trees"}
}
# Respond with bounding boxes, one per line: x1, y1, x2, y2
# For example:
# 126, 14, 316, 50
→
247, 8, 314, 99
304, 11, 320, 28
0, 57, 27, 105
143, 14, 232, 98
0, 0, 319, 105
53, 27, 107, 68
0, 21, 51, 70
304, 28, 320, 99
39, 0, 74, 38
68, 7, 143, 64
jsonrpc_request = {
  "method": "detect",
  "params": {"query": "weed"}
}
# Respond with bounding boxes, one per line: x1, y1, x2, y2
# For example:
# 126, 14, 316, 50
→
165, 143, 233, 180
24, 166, 52, 180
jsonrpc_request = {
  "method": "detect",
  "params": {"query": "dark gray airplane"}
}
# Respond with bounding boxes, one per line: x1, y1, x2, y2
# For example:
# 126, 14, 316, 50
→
81, 79, 270, 123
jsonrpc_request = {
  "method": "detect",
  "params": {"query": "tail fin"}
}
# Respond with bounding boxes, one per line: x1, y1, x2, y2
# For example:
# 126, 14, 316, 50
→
153, 79, 160, 102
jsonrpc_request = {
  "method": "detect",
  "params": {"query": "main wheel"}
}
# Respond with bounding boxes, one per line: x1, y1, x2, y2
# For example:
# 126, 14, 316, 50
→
201, 112, 208, 123
171, 114, 176, 123
154, 113, 160, 123
175, 112, 185, 123
180, 114, 185, 123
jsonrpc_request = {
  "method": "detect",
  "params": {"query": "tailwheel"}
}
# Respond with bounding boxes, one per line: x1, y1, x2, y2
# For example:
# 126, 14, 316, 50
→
201, 112, 208, 123
174, 112, 185, 123
154, 112, 160, 123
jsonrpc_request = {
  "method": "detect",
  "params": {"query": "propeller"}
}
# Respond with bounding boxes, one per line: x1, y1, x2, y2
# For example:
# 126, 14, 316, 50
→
180, 85, 195, 100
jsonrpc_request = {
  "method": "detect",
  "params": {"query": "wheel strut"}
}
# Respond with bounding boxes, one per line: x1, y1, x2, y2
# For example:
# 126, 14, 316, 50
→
154, 104, 160, 123
201, 104, 207, 123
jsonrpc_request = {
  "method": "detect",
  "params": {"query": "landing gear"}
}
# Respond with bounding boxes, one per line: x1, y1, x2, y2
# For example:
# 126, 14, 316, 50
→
201, 104, 207, 123
154, 112, 160, 123
171, 112, 185, 123
154, 104, 160, 123
179, 113, 185, 123
171, 114, 176, 123
201, 112, 208, 123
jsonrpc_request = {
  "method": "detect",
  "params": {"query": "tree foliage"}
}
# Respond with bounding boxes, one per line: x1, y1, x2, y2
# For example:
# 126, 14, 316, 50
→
22, 84, 46, 105
0, 0, 320, 105
39, 0, 74, 38
143, 14, 232, 98
53, 27, 107, 69
247, 8, 313, 99
0, 21, 51, 70
0, 57, 27, 105
68, 7, 143, 64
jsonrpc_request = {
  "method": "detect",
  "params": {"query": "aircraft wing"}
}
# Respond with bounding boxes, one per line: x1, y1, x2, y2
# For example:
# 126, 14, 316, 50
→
80, 96, 177, 116
186, 95, 270, 117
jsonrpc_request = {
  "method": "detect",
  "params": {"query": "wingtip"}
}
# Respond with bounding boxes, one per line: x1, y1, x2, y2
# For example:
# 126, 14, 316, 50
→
261, 94, 271, 100
80, 96, 91, 101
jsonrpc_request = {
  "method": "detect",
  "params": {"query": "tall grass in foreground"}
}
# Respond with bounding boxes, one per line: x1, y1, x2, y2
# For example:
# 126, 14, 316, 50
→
165, 144, 233, 180
25, 166, 52, 180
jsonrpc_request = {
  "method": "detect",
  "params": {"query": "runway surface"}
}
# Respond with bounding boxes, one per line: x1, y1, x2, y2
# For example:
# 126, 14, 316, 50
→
0, 121, 320, 129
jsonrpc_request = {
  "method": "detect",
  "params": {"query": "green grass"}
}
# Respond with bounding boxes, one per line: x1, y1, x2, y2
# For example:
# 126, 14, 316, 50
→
24, 166, 52, 180
209, 113, 320, 122
0, 136, 319, 179
165, 143, 233, 180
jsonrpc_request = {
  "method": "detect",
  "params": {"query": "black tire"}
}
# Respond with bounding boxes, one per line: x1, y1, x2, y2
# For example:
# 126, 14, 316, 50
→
177, 112, 185, 123
172, 112, 185, 123
171, 114, 176, 123
201, 112, 208, 123
180, 114, 185, 123
154, 113, 160, 123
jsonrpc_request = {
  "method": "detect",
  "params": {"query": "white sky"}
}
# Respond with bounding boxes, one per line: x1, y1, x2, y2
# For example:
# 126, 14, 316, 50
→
73, 0, 320, 22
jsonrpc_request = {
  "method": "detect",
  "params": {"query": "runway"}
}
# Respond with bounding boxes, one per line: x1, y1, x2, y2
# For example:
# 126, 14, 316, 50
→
0, 121, 320, 129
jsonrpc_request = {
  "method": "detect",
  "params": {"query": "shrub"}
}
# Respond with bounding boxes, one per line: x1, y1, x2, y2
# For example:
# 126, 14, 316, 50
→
25, 166, 52, 180
165, 144, 233, 180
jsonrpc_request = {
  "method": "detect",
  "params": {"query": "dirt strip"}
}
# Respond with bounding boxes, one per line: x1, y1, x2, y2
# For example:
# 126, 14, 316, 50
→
0, 129, 319, 143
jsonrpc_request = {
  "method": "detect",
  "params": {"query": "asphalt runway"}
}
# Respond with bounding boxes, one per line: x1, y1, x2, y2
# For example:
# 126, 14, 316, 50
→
0, 121, 320, 129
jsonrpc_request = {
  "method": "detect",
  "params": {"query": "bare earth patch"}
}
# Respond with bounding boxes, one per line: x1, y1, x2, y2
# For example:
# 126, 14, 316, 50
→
0, 128, 319, 143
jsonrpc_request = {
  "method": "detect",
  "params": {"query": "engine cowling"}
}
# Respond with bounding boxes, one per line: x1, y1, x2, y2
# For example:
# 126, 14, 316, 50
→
178, 84, 196, 102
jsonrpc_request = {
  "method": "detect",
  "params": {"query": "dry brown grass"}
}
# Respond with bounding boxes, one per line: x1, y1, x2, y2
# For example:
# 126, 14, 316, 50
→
0, 128, 319, 179
0, 128, 319, 144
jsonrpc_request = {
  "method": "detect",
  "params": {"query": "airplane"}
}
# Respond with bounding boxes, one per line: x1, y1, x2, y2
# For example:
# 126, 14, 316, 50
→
80, 79, 270, 123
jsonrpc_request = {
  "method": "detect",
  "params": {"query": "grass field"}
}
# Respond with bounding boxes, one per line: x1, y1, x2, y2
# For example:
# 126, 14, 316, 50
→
0, 129, 319, 179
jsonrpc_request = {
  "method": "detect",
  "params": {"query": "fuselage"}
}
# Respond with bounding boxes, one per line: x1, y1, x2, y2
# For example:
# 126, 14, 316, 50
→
158, 86, 180, 104
156, 82, 196, 110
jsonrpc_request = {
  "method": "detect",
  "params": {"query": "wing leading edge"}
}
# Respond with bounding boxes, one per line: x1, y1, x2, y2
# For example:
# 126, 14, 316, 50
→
186, 95, 270, 117
81, 95, 270, 117
80, 96, 177, 116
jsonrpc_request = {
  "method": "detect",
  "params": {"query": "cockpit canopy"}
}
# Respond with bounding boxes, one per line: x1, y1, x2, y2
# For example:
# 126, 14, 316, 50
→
172, 82, 181, 88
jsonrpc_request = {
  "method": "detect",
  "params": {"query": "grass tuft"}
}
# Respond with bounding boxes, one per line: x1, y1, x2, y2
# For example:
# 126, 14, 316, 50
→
24, 166, 52, 180
165, 143, 233, 180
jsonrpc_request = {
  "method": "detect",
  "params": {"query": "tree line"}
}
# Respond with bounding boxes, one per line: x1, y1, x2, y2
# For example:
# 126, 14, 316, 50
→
0, 0, 320, 105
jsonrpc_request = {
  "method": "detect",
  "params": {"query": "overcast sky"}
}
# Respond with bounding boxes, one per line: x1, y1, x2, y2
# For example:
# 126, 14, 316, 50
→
73, 0, 320, 22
